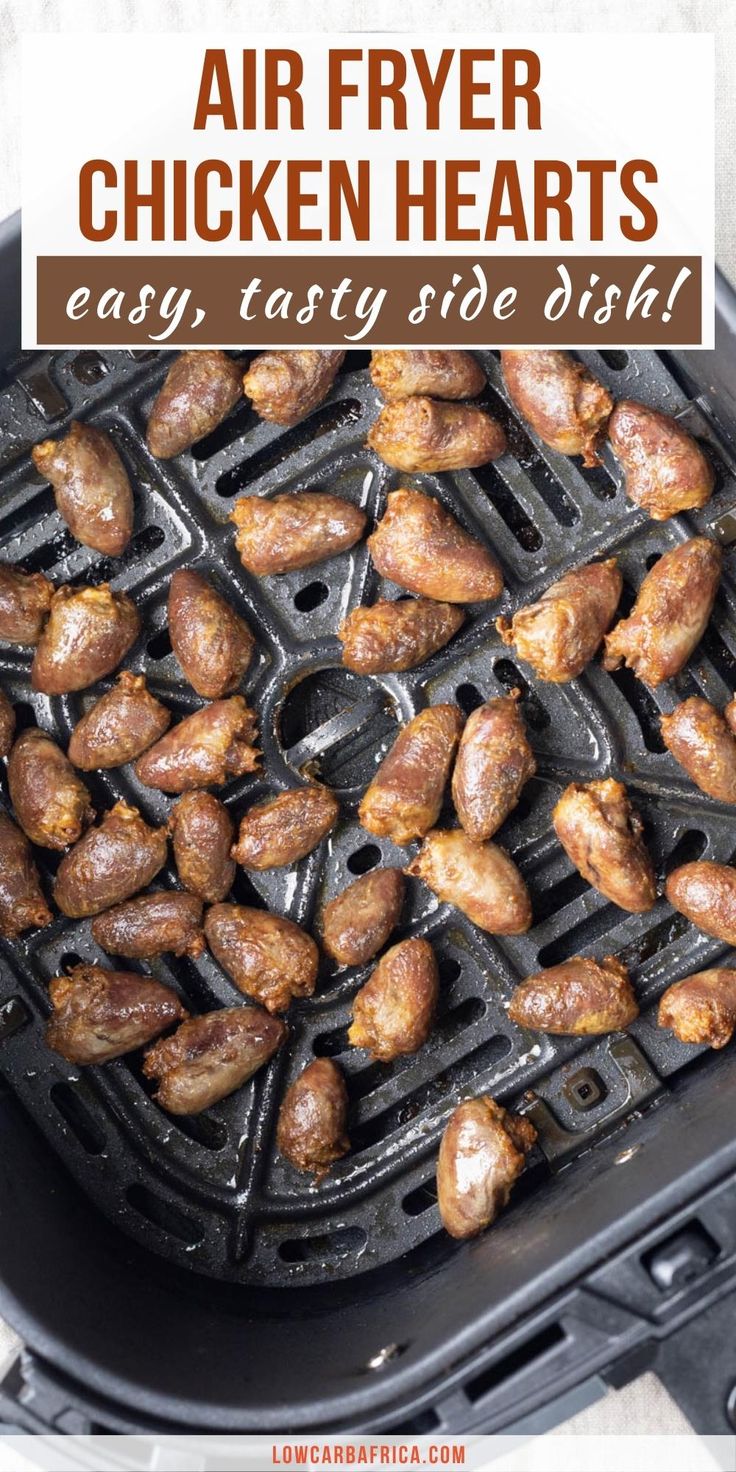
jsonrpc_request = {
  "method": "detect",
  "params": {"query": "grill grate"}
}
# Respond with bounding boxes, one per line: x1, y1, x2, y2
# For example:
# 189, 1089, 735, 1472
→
1, 345, 736, 1285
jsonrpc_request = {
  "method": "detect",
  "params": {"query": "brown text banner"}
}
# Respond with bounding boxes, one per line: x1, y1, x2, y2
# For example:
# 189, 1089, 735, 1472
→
36, 255, 703, 348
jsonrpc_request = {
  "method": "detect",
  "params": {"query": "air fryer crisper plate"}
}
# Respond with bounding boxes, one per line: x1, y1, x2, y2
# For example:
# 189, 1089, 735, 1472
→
1, 346, 736, 1288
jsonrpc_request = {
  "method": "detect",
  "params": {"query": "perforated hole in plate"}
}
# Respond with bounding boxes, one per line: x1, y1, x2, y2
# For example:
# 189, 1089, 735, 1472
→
697, 622, 736, 688
533, 869, 590, 925
343, 350, 372, 373
91, 525, 167, 584
312, 1026, 349, 1060
455, 682, 485, 716
433, 994, 486, 1042
11, 702, 36, 732
171, 1112, 230, 1151
294, 580, 330, 612
230, 869, 268, 909
347, 843, 382, 875
17, 365, 68, 420
600, 351, 630, 371
402, 1178, 438, 1217
20, 526, 78, 574
511, 778, 543, 825
71, 352, 108, 385
0, 998, 31, 1043
664, 829, 707, 873
172, 956, 230, 1013
577, 461, 617, 501
438, 956, 462, 985
191, 399, 255, 461
147, 628, 172, 660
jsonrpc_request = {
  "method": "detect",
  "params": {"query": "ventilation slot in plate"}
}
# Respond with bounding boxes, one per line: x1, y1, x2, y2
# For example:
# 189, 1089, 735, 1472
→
350, 1035, 509, 1154
126, 1183, 205, 1246
471, 462, 543, 552
278, 1226, 367, 1265
510, 433, 580, 527
493, 659, 550, 732
216, 399, 363, 497
608, 666, 666, 754
455, 682, 485, 716
617, 912, 692, 969
50, 1081, 106, 1156
537, 903, 627, 967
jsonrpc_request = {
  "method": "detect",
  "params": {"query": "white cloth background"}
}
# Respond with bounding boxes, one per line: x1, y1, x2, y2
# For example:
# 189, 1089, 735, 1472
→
0, 0, 731, 1441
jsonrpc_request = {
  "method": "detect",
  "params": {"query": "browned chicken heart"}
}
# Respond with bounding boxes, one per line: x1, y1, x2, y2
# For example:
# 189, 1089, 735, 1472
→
437, 1096, 537, 1239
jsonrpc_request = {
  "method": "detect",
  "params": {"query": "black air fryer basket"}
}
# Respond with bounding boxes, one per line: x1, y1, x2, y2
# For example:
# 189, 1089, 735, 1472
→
1, 211, 736, 1437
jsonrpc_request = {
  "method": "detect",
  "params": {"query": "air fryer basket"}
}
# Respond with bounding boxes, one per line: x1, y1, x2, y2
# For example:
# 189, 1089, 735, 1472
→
1, 211, 736, 1433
